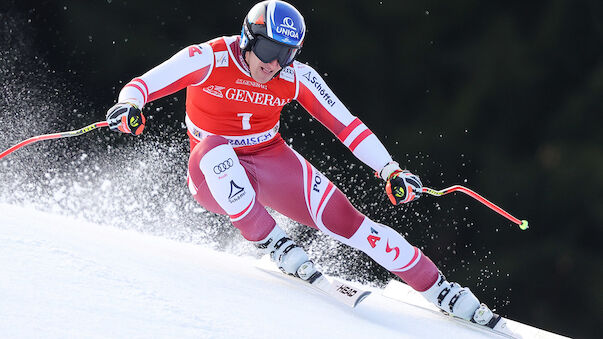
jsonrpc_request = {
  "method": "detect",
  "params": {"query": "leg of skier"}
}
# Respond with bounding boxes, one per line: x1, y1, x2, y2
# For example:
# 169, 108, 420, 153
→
187, 135, 319, 280
251, 140, 490, 323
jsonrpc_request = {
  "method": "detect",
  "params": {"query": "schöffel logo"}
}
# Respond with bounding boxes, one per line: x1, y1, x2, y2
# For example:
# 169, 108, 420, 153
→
228, 180, 245, 201
301, 71, 337, 107
213, 158, 234, 174
277, 17, 299, 39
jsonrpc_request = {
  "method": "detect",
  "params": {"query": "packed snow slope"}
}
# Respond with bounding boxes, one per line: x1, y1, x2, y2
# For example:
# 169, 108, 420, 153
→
0, 204, 566, 339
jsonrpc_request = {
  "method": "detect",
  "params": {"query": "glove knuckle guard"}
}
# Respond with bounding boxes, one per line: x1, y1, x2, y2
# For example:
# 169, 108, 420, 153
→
106, 103, 145, 135
385, 170, 422, 205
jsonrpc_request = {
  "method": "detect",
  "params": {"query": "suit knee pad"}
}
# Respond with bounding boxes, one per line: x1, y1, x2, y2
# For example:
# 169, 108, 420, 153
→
195, 141, 255, 220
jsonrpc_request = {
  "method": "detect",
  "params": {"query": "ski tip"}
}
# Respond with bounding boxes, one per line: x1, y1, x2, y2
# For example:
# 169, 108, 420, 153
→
353, 291, 372, 307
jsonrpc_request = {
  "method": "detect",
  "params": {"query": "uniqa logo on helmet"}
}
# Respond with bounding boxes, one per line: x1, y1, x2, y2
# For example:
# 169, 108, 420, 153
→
267, 1, 305, 46
276, 17, 298, 39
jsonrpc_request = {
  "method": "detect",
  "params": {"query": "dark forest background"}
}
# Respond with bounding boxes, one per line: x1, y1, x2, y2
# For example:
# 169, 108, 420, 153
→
1, 1, 602, 338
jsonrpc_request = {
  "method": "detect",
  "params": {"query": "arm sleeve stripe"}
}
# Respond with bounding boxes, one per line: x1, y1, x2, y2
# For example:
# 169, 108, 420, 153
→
293, 71, 300, 101
349, 129, 373, 152
148, 65, 211, 102
337, 117, 362, 142
132, 78, 149, 98
124, 83, 147, 104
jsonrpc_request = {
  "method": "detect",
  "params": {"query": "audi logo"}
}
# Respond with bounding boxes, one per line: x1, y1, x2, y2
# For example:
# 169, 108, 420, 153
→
213, 158, 234, 174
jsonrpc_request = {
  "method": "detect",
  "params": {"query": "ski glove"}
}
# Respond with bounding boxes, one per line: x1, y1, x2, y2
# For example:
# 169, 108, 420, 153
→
106, 102, 146, 135
380, 162, 422, 205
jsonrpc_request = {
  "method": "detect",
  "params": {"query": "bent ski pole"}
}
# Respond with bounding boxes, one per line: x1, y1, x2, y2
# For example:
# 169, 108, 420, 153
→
422, 185, 529, 230
0, 121, 109, 160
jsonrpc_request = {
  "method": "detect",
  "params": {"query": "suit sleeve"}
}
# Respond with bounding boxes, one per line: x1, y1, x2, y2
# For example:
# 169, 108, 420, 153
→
117, 44, 214, 109
293, 62, 393, 172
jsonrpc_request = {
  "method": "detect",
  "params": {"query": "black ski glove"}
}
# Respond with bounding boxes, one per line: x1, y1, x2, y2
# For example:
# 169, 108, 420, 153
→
106, 102, 146, 136
385, 169, 422, 205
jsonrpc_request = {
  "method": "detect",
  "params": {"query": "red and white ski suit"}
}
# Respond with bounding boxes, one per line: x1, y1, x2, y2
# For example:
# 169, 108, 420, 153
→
117, 36, 438, 292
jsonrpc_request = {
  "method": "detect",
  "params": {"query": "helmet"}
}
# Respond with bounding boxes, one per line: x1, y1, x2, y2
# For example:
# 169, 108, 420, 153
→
240, 0, 306, 67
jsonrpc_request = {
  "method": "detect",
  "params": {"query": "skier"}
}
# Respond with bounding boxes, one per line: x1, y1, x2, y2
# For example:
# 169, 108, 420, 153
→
106, 0, 495, 326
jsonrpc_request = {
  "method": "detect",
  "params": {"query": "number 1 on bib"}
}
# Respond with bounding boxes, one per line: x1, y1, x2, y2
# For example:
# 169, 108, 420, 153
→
238, 113, 253, 130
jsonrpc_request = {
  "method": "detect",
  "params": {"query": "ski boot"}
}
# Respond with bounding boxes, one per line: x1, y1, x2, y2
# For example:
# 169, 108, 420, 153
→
421, 272, 495, 324
254, 225, 322, 283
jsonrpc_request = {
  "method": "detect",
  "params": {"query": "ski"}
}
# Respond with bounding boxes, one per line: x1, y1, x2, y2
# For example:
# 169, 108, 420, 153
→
256, 259, 566, 338
383, 280, 568, 339
256, 258, 371, 308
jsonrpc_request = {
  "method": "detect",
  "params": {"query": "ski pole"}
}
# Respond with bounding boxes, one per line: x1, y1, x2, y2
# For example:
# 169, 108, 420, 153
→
421, 185, 529, 230
0, 121, 109, 160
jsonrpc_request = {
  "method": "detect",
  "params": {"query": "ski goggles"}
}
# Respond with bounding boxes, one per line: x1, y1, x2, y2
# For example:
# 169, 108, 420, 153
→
252, 36, 300, 68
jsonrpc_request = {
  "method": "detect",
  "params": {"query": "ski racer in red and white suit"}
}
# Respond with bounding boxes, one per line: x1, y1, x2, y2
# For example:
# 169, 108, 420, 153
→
112, 34, 438, 291
107, 15, 495, 321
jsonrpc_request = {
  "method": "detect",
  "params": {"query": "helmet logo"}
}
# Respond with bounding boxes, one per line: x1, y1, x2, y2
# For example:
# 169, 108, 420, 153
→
282, 17, 296, 29
276, 16, 299, 39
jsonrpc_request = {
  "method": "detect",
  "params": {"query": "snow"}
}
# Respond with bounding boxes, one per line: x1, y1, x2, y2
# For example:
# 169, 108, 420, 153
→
0, 203, 564, 338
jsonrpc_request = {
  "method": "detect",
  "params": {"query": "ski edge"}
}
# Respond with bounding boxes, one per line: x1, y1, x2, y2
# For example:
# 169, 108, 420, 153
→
255, 259, 371, 308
